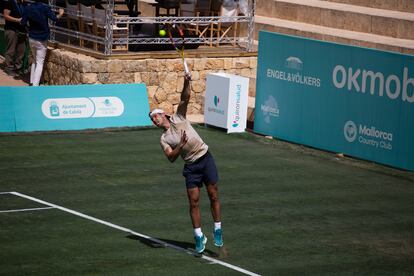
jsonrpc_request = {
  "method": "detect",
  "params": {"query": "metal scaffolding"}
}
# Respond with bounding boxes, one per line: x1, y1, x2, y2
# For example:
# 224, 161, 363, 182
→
49, 0, 255, 55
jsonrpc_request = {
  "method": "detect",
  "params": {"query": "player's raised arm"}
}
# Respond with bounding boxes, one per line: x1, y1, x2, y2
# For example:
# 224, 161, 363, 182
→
176, 73, 192, 118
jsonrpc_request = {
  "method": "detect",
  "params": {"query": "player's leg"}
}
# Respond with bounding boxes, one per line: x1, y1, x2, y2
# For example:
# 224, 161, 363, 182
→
187, 186, 201, 229
187, 186, 207, 253
184, 160, 207, 253
203, 152, 223, 247
206, 183, 221, 223
206, 183, 223, 247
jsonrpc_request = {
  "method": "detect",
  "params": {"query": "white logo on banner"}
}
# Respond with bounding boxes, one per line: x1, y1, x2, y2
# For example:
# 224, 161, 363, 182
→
41, 97, 124, 119
90, 97, 125, 117
285, 57, 303, 71
343, 120, 393, 150
266, 56, 321, 88
261, 95, 279, 124
332, 65, 414, 103
344, 121, 357, 142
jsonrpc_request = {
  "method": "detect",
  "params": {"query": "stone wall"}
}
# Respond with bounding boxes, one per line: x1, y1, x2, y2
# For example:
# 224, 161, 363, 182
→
43, 49, 257, 114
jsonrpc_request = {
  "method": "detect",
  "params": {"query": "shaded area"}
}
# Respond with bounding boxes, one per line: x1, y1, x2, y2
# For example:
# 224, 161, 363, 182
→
126, 234, 219, 258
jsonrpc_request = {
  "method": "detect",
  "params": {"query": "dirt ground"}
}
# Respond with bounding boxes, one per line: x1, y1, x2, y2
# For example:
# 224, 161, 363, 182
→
0, 57, 29, 86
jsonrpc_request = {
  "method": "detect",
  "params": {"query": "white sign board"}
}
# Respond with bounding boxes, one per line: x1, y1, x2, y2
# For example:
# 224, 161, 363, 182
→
204, 73, 249, 133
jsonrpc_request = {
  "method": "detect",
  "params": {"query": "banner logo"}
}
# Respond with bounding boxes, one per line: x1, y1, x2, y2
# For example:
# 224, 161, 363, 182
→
42, 97, 124, 119
344, 121, 357, 142
344, 120, 393, 150
207, 95, 225, 115
49, 101, 60, 117
285, 57, 303, 71
214, 95, 220, 107
232, 85, 241, 128
333, 65, 414, 103
91, 97, 124, 118
266, 56, 321, 87
261, 95, 279, 124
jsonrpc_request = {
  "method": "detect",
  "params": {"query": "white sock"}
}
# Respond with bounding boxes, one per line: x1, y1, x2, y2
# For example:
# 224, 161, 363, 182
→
214, 222, 221, 230
194, 227, 203, 237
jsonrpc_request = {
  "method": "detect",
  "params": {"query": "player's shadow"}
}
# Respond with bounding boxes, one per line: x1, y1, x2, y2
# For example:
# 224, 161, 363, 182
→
126, 234, 218, 258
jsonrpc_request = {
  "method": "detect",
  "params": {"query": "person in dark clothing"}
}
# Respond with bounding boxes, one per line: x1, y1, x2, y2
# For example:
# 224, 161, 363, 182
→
21, 0, 63, 86
3, 0, 27, 77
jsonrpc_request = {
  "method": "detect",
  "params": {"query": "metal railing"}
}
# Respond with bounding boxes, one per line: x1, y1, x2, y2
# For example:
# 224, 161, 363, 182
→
51, 0, 256, 55
0, 0, 255, 56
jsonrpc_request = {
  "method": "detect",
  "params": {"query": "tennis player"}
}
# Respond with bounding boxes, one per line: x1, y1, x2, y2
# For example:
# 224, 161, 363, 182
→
149, 72, 223, 254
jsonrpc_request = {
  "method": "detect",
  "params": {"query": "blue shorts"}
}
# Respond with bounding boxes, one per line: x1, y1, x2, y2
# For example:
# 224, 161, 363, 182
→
182, 151, 219, 189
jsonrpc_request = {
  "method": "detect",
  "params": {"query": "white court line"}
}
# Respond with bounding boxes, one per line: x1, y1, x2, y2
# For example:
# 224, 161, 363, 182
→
0, 207, 55, 213
10, 191, 261, 276
0, 192, 12, 195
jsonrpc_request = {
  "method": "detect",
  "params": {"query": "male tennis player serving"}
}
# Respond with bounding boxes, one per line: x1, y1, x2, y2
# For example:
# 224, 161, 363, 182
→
149, 72, 223, 254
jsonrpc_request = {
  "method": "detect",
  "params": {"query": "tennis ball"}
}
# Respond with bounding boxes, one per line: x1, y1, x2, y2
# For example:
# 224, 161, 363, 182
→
159, 29, 166, 37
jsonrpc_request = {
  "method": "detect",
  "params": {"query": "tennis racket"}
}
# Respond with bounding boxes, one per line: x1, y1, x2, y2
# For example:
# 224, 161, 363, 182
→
167, 24, 190, 76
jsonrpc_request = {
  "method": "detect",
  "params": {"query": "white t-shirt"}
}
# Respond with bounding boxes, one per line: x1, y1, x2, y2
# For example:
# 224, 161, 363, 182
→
160, 114, 208, 163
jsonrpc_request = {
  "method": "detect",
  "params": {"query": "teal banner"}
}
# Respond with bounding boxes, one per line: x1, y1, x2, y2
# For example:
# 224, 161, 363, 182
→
254, 31, 414, 171
0, 84, 152, 132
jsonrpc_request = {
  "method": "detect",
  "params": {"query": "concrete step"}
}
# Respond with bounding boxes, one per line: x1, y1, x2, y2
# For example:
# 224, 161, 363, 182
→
254, 15, 414, 55
322, 0, 414, 13
255, 0, 414, 40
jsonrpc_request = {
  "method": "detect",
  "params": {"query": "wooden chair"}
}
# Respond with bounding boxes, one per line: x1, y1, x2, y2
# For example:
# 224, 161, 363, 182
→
179, 0, 213, 45
155, 0, 180, 16
92, 7, 129, 52
79, 4, 94, 48
195, 0, 211, 16
65, 0, 80, 45
211, 0, 238, 46
78, 4, 128, 52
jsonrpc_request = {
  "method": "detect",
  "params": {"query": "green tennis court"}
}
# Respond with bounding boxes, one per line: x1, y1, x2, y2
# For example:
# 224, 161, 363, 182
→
1, 126, 413, 275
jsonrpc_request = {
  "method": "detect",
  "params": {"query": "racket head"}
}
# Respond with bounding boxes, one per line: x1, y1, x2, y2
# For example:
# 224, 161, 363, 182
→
167, 24, 185, 51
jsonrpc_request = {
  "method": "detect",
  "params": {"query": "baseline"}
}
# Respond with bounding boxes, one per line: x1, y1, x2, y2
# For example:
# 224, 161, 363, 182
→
9, 191, 261, 276
0, 207, 55, 213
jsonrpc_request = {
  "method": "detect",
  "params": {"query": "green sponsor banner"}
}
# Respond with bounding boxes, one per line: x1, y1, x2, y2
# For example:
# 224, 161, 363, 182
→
0, 83, 152, 132
254, 31, 414, 171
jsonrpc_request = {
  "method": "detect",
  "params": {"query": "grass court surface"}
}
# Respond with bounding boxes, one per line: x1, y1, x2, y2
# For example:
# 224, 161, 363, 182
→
1, 126, 414, 275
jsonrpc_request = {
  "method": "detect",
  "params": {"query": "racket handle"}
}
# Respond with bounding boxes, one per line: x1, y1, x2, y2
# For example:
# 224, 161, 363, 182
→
183, 58, 190, 75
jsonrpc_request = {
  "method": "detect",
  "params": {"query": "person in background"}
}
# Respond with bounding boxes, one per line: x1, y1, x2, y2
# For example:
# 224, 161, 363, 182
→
21, 0, 64, 86
3, 0, 27, 77
218, 0, 248, 16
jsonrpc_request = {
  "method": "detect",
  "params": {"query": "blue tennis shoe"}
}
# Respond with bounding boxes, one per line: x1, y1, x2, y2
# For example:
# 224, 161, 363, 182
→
213, 229, 223, 247
195, 234, 207, 253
